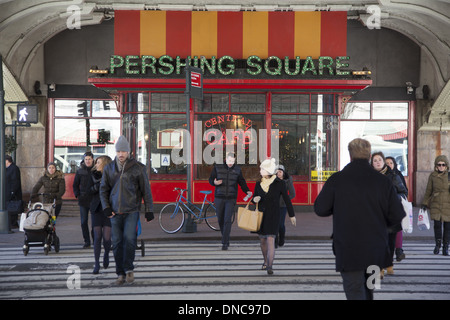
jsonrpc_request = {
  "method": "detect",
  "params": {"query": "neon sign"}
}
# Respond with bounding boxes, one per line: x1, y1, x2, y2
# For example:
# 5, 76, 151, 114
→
204, 114, 252, 131
204, 130, 253, 148
204, 115, 253, 148
109, 55, 351, 77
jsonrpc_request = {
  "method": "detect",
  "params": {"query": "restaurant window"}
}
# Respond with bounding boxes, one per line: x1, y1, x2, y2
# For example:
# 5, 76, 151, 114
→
195, 113, 265, 181
123, 93, 187, 179
121, 92, 340, 182
272, 94, 339, 181
54, 99, 120, 173
271, 114, 310, 180
340, 102, 409, 176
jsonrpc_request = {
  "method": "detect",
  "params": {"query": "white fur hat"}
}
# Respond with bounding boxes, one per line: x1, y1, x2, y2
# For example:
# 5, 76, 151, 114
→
260, 158, 277, 175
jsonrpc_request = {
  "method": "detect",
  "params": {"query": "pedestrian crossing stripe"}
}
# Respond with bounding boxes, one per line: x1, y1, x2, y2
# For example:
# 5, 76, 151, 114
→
0, 241, 449, 300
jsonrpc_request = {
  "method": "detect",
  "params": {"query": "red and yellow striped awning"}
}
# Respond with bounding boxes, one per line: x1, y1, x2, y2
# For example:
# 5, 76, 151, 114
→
114, 11, 347, 59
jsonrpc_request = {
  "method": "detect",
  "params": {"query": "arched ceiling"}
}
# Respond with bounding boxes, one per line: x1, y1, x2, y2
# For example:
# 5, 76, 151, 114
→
1, 0, 449, 96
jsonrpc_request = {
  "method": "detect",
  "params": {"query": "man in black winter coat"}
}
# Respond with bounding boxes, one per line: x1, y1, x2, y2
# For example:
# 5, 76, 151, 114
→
73, 151, 94, 248
100, 136, 153, 285
209, 152, 252, 250
5, 155, 22, 229
314, 138, 405, 300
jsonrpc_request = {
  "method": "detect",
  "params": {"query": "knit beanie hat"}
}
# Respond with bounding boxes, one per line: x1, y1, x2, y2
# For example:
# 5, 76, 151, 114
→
47, 162, 57, 168
115, 135, 130, 152
260, 158, 277, 175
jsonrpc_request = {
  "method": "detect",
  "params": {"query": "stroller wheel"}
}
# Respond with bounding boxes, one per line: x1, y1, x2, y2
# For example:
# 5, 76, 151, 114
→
23, 245, 29, 256
141, 239, 145, 257
54, 236, 60, 253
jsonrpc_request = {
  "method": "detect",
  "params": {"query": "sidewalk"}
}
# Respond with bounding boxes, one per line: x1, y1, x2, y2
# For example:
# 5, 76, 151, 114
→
0, 206, 433, 247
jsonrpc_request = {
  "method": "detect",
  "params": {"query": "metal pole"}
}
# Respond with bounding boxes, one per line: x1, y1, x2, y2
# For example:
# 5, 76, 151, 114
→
183, 58, 196, 233
185, 59, 191, 203
0, 56, 10, 233
12, 120, 16, 162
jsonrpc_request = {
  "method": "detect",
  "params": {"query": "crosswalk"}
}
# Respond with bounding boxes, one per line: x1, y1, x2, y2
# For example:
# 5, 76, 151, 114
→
0, 240, 449, 300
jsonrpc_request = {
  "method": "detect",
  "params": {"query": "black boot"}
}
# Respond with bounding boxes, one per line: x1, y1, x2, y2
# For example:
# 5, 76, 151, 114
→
443, 222, 450, 256
443, 242, 449, 256
278, 231, 285, 247
434, 239, 441, 255
395, 248, 405, 261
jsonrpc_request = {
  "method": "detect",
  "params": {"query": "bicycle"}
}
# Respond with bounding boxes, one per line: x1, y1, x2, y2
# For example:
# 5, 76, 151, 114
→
159, 188, 219, 234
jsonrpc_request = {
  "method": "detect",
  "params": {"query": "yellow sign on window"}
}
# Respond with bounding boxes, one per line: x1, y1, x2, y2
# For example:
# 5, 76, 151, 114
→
311, 170, 337, 181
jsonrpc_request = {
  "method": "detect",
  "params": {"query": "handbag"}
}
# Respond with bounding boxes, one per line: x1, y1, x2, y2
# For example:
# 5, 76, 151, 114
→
237, 200, 263, 232
417, 208, 430, 231
7, 200, 23, 213
400, 196, 413, 233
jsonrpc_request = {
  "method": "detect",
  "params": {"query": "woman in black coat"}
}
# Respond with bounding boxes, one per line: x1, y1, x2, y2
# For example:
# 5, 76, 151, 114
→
385, 156, 408, 261
90, 155, 112, 274
252, 158, 296, 275
371, 152, 408, 277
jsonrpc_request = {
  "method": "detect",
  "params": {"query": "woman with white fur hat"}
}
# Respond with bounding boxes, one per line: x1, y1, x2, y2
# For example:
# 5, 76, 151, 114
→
252, 158, 296, 275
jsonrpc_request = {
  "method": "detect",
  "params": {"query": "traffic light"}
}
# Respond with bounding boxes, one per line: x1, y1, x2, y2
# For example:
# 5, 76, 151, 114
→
98, 129, 110, 144
77, 102, 88, 117
17, 104, 39, 123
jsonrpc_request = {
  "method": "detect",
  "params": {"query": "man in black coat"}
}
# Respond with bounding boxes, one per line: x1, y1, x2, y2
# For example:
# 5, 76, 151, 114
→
209, 152, 252, 250
73, 151, 94, 248
314, 138, 405, 300
5, 155, 22, 229
100, 136, 153, 285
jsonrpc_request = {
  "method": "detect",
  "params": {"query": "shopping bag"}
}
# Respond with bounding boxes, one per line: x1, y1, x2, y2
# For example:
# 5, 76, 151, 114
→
19, 213, 27, 232
417, 208, 430, 231
400, 196, 413, 233
237, 201, 263, 232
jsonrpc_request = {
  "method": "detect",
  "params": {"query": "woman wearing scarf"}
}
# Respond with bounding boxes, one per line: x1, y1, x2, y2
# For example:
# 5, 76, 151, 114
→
252, 158, 296, 275
371, 152, 408, 277
422, 155, 450, 256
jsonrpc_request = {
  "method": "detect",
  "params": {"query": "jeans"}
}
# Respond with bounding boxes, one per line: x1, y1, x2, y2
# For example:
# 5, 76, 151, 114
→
79, 205, 91, 245
215, 198, 236, 246
110, 212, 139, 275
279, 207, 287, 234
340, 270, 374, 300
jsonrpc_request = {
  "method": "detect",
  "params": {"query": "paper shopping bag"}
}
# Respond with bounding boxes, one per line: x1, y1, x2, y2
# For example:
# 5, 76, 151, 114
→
237, 201, 263, 232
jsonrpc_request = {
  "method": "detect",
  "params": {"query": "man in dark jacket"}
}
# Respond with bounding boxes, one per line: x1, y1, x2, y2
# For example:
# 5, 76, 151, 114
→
209, 152, 252, 250
314, 138, 405, 300
100, 136, 153, 285
5, 155, 22, 229
73, 151, 94, 248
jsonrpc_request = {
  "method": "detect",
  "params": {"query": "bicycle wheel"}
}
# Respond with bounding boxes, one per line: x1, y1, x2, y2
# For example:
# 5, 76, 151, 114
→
205, 203, 220, 231
159, 203, 185, 234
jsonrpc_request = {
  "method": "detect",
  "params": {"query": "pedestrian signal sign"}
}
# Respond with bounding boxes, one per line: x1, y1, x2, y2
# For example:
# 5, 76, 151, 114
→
17, 104, 39, 124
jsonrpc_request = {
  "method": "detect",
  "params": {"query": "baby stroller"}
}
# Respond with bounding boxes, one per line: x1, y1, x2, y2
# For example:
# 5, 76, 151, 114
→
22, 193, 60, 256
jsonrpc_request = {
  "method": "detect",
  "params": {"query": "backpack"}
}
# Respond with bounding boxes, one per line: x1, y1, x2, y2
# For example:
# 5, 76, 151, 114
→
23, 210, 49, 230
